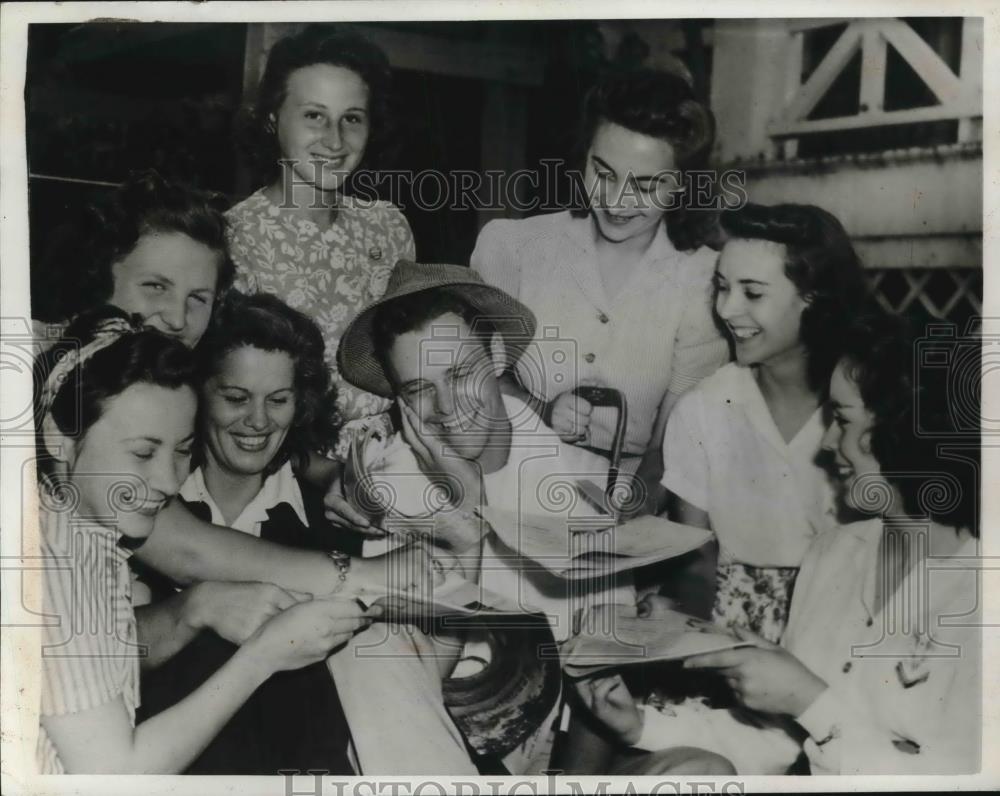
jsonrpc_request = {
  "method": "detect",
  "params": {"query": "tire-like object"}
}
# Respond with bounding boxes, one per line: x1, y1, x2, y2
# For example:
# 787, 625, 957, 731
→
442, 623, 562, 758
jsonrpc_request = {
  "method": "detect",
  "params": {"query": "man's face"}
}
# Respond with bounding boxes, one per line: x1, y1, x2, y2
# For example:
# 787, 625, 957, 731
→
386, 312, 508, 462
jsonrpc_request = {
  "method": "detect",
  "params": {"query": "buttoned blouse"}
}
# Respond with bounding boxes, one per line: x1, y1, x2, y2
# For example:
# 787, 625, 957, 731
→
661, 362, 837, 568
785, 519, 981, 774
472, 211, 728, 457
37, 502, 140, 774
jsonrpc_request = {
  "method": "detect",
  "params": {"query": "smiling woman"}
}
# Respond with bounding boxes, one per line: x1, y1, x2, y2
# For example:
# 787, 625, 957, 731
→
472, 67, 728, 498
660, 203, 875, 639
227, 24, 416, 461
34, 170, 235, 350
32, 308, 372, 774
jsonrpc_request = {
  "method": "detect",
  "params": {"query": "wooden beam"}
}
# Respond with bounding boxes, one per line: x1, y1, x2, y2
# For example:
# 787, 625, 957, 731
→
958, 17, 984, 141
784, 22, 862, 122
880, 19, 963, 105
770, 101, 982, 136
859, 21, 887, 113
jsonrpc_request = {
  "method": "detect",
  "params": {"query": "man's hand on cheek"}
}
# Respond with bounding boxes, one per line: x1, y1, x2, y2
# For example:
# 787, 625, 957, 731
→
397, 397, 484, 513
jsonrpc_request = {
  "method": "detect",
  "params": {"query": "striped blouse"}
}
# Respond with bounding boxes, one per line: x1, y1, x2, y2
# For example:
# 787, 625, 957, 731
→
37, 497, 140, 774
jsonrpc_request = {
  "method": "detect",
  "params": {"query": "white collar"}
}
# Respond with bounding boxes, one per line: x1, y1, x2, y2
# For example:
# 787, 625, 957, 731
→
725, 364, 825, 454
179, 462, 309, 536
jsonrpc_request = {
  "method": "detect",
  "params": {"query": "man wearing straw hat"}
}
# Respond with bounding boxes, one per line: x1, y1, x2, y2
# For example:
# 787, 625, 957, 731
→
327, 260, 635, 774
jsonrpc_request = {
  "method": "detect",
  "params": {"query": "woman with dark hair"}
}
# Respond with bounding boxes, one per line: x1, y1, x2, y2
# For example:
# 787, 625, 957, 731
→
653, 203, 873, 639
676, 310, 981, 774
576, 311, 981, 774
135, 292, 370, 774
571, 204, 884, 775
32, 308, 373, 773
227, 23, 415, 460
34, 169, 236, 350
471, 67, 728, 482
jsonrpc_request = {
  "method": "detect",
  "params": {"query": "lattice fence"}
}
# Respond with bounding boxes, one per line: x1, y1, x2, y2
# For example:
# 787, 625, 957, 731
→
867, 266, 982, 330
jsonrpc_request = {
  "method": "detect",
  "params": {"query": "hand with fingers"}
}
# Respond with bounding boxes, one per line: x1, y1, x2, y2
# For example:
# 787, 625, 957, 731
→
574, 672, 643, 745
683, 626, 828, 717
397, 397, 483, 513
545, 389, 593, 444
323, 472, 389, 538
242, 597, 381, 674
184, 581, 312, 646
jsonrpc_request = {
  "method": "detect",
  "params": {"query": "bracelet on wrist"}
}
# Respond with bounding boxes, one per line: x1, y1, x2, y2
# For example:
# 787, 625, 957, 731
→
327, 550, 352, 594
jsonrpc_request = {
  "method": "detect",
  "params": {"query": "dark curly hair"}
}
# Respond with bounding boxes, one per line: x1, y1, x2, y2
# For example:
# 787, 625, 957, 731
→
720, 203, 876, 396
40, 170, 234, 324
838, 311, 979, 534
570, 67, 717, 252
34, 304, 197, 480
236, 23, 395, 188
194, 292, 339, 475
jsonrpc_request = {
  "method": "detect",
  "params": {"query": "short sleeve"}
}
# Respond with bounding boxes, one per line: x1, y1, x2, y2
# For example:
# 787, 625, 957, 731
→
471, 219, 522, 301
660, 391, 711, 510
668, 265, 729, 396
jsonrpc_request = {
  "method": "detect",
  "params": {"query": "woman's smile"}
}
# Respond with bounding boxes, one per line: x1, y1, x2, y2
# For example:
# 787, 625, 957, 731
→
230, 431, 274, 453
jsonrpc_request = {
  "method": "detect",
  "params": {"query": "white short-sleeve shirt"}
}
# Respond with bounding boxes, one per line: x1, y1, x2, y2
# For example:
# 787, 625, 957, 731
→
472, 211, 728, 457
660, 362, 837, 567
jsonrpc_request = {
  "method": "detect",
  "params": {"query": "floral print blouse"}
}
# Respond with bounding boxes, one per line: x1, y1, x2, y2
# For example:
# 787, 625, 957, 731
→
226, 190, 415, 459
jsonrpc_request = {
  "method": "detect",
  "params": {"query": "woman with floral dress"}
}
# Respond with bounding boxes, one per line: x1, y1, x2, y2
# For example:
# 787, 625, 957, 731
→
227, 24, 415, 459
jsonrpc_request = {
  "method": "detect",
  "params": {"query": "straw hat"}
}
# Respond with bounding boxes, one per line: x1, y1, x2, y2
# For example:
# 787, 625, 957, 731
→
336, 260, 537, 397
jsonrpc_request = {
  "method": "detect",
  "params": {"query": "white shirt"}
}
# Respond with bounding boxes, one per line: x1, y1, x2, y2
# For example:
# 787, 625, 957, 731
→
179, 462, 309, 537
364, 394, 635, 642
660, 362, 837, 567
786, 519, 981, 774
472, 211, 728, 457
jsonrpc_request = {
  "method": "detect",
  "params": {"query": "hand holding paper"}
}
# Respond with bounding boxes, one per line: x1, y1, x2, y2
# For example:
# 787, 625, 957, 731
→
562, 604, 751, 678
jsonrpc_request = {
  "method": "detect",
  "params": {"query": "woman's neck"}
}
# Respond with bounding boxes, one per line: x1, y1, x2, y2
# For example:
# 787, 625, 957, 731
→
590, 214, 662, 262
264, 173, 340, 226
754, 347, 814, 402
201, 457, 265, 527
753, 348, 820, 443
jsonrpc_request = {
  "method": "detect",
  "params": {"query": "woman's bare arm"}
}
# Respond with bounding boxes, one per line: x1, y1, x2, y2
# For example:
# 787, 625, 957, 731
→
133, 500, 343, 593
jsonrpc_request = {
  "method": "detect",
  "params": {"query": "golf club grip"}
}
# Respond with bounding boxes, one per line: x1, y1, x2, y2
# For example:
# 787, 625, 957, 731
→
571, 386, 627, 497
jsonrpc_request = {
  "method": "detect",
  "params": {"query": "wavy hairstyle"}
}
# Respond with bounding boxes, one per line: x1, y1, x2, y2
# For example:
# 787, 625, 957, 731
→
570, 67, 717, 251
720, 203, 876, 395
40, 170, 234, 324
33, 304, 197, 479
194, 292, 339, 475
837, 311, 979, 534
236, 23, 396, 187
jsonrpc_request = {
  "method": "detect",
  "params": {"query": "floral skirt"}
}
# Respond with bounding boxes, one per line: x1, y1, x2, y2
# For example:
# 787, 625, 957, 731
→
712, 562, 800, 644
